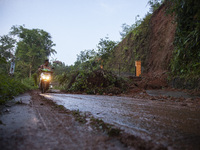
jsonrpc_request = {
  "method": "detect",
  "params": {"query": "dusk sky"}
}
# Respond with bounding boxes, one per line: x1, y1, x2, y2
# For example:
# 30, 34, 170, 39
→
0, 0, 150, 65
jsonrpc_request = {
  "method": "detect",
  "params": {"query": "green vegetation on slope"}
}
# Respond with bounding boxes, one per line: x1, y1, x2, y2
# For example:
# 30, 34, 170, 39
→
105, 13, 152, 75
54, 44, 129, 94
54, 0, 165, 92
55, 0, 200, 91
167, 0, 200, 79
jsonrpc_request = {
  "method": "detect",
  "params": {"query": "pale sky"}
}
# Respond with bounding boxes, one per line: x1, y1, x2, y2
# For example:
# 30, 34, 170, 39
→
0, 0, 150, 65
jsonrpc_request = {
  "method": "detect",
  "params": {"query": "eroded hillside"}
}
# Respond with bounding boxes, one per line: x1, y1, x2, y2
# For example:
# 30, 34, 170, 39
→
107, 3, 176, 89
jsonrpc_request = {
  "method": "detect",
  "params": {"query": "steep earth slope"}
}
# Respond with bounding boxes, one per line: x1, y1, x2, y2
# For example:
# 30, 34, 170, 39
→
140, 3, 176, 89
109, 3, 176, 89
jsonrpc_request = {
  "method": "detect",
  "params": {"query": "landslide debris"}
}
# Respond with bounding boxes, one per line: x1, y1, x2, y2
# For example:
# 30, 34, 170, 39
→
106, 3, 176, 90
66, 69, 128, 95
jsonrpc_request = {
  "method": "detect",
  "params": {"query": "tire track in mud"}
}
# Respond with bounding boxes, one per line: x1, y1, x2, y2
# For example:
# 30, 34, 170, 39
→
31, 92, 79, 147
34, 107, 48, 130
0, 91, 128, 150
30, 91, 128, 150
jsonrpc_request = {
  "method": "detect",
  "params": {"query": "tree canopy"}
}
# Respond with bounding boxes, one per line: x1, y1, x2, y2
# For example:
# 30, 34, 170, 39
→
10, 25, 56, 78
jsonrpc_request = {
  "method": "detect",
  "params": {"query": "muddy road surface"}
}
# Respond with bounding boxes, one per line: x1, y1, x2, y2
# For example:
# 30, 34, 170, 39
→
42, 93, 200, 150
0, 91, 129, 150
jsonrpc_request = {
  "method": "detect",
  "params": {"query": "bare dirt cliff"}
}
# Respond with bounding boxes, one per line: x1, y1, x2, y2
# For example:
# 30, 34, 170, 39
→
146, 4, 176, 75
109, 3, 176, 89
140, 4, 176, 89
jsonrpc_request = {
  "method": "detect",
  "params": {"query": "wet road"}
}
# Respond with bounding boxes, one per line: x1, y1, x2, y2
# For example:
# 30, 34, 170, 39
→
0, 92, 127, 150
42, 93, 200, 149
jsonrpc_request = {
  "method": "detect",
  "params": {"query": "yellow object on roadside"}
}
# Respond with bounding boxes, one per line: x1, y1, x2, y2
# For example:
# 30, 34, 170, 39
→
135, 61, 141, 77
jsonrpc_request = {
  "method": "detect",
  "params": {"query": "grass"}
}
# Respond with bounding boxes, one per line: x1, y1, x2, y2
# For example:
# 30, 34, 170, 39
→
90, 117, 121, 137
0, 75, 35, 105
72, 109, 87, 123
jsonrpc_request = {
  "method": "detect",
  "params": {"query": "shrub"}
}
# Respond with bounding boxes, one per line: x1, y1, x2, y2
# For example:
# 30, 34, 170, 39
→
0, 74, 33, 104
67, 69, 128, 94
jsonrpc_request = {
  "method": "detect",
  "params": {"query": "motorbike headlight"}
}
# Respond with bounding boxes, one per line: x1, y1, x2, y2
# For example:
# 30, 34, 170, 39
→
42, 75, 46, 79
41, 74, 50, 80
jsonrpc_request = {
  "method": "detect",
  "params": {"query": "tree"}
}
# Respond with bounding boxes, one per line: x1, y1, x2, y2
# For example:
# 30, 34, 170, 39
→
148, 0, 164, 13
72, 37, 117, 71
0, 35, 16, 60
10, 25, 56, 78
119, 15, 142, 39
76, 49, 97, 63
120, 23, 132, 39
0, 35, 16, 73
52, 60, 70, 76
74, 49, 97, 71
97, 37, 117, 60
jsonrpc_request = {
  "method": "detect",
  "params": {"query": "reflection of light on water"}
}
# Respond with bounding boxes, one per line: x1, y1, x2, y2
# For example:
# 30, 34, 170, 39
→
40, 94, 53, 99
33, 117, 38, 122
40, 93, 200, 149
30, 117, 39, 124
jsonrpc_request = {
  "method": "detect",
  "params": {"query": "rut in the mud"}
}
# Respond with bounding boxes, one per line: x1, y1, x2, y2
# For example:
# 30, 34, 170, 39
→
0, 91, 128, 150
43, 92, 200, 150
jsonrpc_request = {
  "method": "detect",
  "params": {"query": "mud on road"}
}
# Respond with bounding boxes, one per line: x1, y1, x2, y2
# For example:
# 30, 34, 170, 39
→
42, 92, 200, 150
1, 90, 200, 150
0, 91, 130, 150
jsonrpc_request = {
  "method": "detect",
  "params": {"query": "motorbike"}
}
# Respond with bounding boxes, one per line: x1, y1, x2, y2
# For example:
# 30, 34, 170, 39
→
40, 69, 53, 93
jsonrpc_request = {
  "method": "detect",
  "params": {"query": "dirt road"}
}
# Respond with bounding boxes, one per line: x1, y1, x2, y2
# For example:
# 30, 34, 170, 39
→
1, 90, 200, 150
0, 91, 128, 150
42, 92, 200, 150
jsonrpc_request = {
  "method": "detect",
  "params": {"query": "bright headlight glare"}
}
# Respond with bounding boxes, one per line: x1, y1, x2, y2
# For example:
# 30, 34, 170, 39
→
41, 74, 50, 80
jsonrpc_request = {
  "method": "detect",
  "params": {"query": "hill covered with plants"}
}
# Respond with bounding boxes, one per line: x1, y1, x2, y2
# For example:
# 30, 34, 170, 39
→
55, 0, 200, 92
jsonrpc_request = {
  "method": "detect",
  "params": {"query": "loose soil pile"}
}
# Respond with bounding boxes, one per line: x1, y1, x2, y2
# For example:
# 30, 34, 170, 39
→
67, 69, 128, 95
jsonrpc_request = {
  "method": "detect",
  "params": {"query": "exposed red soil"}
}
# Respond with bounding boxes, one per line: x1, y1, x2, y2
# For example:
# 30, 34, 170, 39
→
139, 4, 176, 89
110, 3, 176, 90
147, 4, 176, 74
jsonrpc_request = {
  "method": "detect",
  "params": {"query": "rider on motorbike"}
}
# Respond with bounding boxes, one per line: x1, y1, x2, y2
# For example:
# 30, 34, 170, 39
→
38, 59, 53, 91
38, 59, 52, 72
